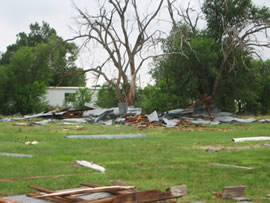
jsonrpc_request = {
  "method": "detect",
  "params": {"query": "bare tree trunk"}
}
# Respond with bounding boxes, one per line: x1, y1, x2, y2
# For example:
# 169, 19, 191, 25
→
128, 75, 136, 106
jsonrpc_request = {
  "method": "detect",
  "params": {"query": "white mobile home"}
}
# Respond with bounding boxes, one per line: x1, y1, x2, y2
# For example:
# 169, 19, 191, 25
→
45, 87, 98, 107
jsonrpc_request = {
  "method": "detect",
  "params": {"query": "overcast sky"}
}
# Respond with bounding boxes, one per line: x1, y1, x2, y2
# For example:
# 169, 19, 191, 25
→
1, 0, 270, 86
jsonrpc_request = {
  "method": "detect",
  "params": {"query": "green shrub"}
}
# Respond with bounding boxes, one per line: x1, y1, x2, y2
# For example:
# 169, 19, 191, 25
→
65, 88, 93, 109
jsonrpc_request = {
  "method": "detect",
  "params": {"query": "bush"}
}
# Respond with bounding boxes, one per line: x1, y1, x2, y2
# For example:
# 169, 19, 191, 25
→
65, 88, 93, 109
95, 85, 119, 108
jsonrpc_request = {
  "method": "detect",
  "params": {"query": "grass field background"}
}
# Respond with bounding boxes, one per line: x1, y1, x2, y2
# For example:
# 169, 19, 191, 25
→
0, 119, 269, 202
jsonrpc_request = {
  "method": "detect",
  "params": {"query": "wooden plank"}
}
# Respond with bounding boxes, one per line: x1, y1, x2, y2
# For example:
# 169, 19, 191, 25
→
80, 183, 131, 195
38, 186, 136, 198
222, 186, 246, 199
77, 189, 184, 203
29, 185, 85, 201
27, 192, 72, 203
0, 173, 90, 182
0, 198, 22, 203
209, 163, 253, 170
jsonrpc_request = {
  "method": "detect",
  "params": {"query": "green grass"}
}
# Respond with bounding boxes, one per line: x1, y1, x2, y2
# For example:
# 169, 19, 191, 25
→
0, 120, 270, 202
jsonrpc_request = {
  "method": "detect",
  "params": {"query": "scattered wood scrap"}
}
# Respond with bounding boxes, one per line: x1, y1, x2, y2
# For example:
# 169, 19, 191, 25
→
38, 186, 136, 198
222, 186, 246, 199
28, 185, 85, 202
214, 185, 251, 201
27, 180, 187, 203
79, 189, 183, 203
0, 198, 21, 203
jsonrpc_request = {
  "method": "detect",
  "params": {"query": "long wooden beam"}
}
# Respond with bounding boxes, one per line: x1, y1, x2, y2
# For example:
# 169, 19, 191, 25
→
29, 185, 84, 201
37, 186, 136, 198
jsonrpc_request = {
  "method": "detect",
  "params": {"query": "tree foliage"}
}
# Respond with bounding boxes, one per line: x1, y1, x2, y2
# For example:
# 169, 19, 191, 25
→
150, 0, 270, 113
0, 22, 86, 114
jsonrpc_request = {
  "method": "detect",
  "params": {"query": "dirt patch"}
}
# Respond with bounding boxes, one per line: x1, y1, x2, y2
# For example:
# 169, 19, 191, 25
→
178, 126, 231, 132
199, 145, 261, 150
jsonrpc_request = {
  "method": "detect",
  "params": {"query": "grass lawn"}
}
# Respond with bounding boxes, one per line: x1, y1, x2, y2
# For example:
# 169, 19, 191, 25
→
0, 120, 270, 202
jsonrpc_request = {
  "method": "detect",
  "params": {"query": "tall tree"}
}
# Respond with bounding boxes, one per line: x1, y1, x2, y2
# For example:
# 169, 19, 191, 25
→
0, 22, 86, 87
72, 0, 164, 105
0, 22, 86, 114
163, 0, 270, 109
202, 0, 270, 100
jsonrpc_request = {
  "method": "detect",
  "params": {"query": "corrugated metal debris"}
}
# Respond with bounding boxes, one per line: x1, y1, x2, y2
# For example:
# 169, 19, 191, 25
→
0, 104, 268, 129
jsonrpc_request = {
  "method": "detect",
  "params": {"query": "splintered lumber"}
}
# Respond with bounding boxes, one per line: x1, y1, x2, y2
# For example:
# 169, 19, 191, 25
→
0, 173, 90, 182
27, 192, 71, 203
232, 136, 270, 142
38, 186, 136, 198
77, 189, 185, 203
29, 185, 85, 201
81, 182, 133, 195
0, 198, 22, 203
209, 163, 253, 170
222, 186, 246, 199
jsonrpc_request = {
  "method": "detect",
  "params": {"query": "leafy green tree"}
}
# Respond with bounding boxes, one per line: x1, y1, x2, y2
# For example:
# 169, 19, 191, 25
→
95, 84, 119, 108
95, 83, 144, 108
151, 26, 220, 111
151, 0, 270, 113
243, 60, 270, 114
201, 0, 270, 100
0, 22, 86, 87
0, 66, 9, 114
1, 46, 49, 114
0, 22, 86, 114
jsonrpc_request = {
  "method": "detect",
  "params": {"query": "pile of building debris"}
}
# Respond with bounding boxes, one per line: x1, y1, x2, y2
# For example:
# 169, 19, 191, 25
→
1, 104, 269, 128
3, 180, 269, 202
2, 180, 187, 203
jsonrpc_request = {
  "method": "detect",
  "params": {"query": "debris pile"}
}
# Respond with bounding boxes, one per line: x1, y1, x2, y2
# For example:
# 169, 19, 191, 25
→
3, 180, 187, 203
1, 104, 269, 128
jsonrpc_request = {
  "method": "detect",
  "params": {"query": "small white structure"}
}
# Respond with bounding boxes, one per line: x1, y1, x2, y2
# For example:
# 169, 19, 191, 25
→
45, 87, 98, 107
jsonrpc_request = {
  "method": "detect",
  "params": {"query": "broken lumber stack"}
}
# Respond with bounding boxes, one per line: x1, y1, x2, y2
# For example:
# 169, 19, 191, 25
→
27, 180, 187, 203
